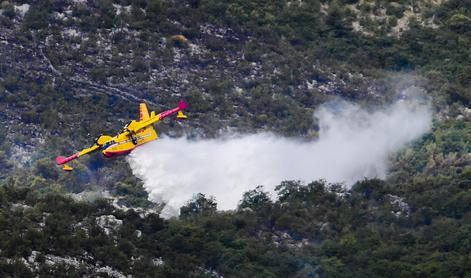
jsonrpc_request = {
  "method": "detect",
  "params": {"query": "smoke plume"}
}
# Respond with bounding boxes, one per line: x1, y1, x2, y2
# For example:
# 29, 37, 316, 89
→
127, 97, 432, 217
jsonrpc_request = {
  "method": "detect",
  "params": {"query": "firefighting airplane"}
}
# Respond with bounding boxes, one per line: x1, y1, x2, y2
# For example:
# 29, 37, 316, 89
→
56, 100, 188, 171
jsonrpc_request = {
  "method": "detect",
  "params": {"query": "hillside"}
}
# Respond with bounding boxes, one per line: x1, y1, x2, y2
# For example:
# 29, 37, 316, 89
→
0, 0, 470, 276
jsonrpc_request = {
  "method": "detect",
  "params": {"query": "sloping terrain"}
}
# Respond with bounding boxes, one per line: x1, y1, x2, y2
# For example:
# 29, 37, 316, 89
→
0, 0, 470, 276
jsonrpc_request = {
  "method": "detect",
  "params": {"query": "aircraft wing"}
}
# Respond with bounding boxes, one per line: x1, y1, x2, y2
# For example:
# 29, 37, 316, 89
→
127, 100, 188, 133
56, 144, 100, 165
126, 116, 161, 133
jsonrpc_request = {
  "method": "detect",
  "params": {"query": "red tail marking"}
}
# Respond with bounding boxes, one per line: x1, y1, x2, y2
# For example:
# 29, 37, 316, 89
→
158, 100, 188, 120
178, 100, 188, 110
56, 153, 79, 165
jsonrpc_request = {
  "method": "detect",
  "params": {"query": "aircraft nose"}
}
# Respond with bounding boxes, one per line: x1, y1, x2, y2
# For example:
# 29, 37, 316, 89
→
102, 151, 114, 158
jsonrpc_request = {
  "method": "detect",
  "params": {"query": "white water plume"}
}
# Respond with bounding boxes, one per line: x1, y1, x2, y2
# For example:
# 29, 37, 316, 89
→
127, 97, 432, 217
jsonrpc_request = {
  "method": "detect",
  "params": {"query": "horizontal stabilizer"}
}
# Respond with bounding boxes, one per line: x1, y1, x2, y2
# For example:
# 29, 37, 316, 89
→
177, 110, 187, 119
127, 100, 189, 132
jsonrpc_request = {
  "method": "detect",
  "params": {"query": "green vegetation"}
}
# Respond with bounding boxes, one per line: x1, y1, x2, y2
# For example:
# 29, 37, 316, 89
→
0, 0, 470, 276
0, 117, 469, 276
1, 166, 470, 276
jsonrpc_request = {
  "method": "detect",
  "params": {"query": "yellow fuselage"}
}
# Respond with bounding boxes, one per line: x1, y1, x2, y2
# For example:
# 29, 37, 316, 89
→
100, 126, 157, 158
57, 101, 187, 167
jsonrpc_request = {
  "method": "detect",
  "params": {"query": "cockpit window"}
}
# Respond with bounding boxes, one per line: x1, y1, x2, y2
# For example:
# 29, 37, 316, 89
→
103, 140, 115, 149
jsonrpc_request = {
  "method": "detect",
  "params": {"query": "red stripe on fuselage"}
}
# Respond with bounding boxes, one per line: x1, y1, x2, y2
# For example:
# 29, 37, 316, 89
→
103, 149, 133, 158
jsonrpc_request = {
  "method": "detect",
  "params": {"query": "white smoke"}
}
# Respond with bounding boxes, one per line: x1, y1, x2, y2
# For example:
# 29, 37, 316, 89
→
127, 97, 432, 217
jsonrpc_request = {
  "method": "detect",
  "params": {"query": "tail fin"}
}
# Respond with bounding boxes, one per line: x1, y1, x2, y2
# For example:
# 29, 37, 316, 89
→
178, 100, 188, 110
139, 103, 150, 121
56, 156, 67, 165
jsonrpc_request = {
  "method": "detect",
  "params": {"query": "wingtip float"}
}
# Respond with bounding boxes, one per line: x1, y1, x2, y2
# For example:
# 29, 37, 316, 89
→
56, 101, 188, 171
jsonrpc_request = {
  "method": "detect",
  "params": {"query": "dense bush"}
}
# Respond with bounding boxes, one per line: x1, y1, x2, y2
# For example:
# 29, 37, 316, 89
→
0, 0, 470, 276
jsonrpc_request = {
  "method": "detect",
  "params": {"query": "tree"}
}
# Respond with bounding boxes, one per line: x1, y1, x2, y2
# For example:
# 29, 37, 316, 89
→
180, 193, 217, 218
448, 13, 471, 33
1, 2, 15, 19
34, 158, 59, 180
352, 178, 387, 201
239, 186, 271, 210
324, 2, 352, 37
22, 2, 52, 30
